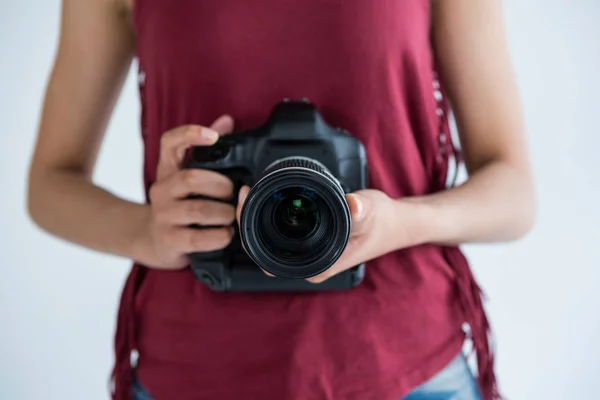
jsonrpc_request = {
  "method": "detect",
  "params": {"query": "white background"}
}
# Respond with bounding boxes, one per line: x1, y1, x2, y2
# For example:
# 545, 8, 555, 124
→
1, 1, 599, 399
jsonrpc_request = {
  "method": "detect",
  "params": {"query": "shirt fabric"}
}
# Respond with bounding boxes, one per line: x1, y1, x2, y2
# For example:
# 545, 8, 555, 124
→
110, 1, 500, 400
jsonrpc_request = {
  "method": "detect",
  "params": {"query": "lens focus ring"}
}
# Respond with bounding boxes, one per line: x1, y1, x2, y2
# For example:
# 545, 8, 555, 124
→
262, 156, 337, 183
239, 156, 351, 279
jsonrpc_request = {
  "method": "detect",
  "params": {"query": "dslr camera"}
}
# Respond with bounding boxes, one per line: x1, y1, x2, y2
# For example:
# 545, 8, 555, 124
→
185, 99, 368, 292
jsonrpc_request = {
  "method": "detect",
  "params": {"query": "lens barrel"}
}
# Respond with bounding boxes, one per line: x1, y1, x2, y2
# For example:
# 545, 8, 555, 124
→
239, 157, 351, 279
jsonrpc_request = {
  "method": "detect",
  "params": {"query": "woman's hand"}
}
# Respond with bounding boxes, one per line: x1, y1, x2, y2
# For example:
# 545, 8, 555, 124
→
236, 186, 423, 283
303, 190, 419, 284
133, 115, 237, 269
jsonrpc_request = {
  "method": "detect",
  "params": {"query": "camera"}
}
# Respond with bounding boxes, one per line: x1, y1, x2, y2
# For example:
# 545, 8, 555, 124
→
185, 99, 368, 292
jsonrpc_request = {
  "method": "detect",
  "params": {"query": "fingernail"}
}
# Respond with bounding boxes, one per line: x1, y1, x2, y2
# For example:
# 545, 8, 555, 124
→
350, 194, 364, 218
261, 268, 274, 277
202, 128, 219, 142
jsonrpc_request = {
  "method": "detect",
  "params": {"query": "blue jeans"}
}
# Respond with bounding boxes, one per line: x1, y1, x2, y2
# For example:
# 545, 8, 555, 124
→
401, 353, 483, 400
133, 353, 482, 400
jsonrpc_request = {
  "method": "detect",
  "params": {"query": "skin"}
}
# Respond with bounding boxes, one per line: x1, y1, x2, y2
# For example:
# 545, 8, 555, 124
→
27, 0, 536, 283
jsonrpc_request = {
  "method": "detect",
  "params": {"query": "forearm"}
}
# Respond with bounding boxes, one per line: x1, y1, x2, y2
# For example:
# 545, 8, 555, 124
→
28, 168, 149, 260
402, 160, 536, 247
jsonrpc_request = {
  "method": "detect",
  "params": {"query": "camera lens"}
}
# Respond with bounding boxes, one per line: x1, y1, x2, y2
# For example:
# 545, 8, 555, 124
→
239, 157, 351, 279
272, 188, 320, 240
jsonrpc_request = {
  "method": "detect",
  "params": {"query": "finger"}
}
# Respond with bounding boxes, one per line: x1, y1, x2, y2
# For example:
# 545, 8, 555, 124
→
306, 269, 337, 284
261, 268, 275, 277
210, 114, 235, 135
158, 169, 235, 201
306, 275, 325, 284
306, 235, 362, 284
172, 226, 234, 253
346, 192, 369, 235
236, 185, 250, 223
156, 200, 236, 226
306, 261, 348, 284
156, 125, 220, 181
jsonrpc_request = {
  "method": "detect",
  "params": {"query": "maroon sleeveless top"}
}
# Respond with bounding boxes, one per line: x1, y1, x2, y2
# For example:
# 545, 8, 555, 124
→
112, 1, 500, 399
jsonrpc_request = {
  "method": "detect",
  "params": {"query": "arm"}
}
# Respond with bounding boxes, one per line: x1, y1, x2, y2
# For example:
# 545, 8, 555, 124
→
28, 0, 236, 268
301, 0, 536, 283
27, 0, 146, 259
402, 0, 537, 246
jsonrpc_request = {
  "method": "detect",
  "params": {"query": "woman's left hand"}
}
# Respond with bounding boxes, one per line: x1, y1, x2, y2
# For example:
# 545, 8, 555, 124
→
236, 187, 418, 283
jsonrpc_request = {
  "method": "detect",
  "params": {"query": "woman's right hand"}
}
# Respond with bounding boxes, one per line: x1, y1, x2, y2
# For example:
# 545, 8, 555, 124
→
133, 115, 237, 269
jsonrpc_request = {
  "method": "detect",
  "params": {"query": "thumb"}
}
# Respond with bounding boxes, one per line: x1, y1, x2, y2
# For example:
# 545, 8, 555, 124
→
236, 185, 251, 223
210, 114, 235, 135
346, 192, 369, 226
238, 185, 250, 206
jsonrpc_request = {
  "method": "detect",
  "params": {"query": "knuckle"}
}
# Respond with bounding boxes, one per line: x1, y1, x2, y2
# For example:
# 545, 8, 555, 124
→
190, 228, 232, 251
181, 169, 200, 187
187, 229, 204, 250
186, 200, 205, 217
185, 233, 198, 251
181, 125, 201, 144
214, 228, 233, 248
160, 130, 174, 149
218, 178, 234, 196
225, 206, 236, 223
216, 203, 235, 220
188, 200, 234, 225
184, 125, 199, 139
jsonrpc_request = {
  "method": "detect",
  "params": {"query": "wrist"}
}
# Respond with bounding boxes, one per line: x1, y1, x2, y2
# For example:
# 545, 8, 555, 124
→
391, 196, 452, 248
129, 204, 154, 264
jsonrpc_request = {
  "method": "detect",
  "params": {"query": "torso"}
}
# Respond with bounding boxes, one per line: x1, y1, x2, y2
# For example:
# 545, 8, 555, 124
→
113, 2, 470, 399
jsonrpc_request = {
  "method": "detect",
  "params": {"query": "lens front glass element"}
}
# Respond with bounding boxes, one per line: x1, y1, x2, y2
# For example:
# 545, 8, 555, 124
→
273, 188, 320, 240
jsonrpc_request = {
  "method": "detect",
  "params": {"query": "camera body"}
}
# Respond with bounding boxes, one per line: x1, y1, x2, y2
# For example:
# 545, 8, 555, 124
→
185, 99, 368, 292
